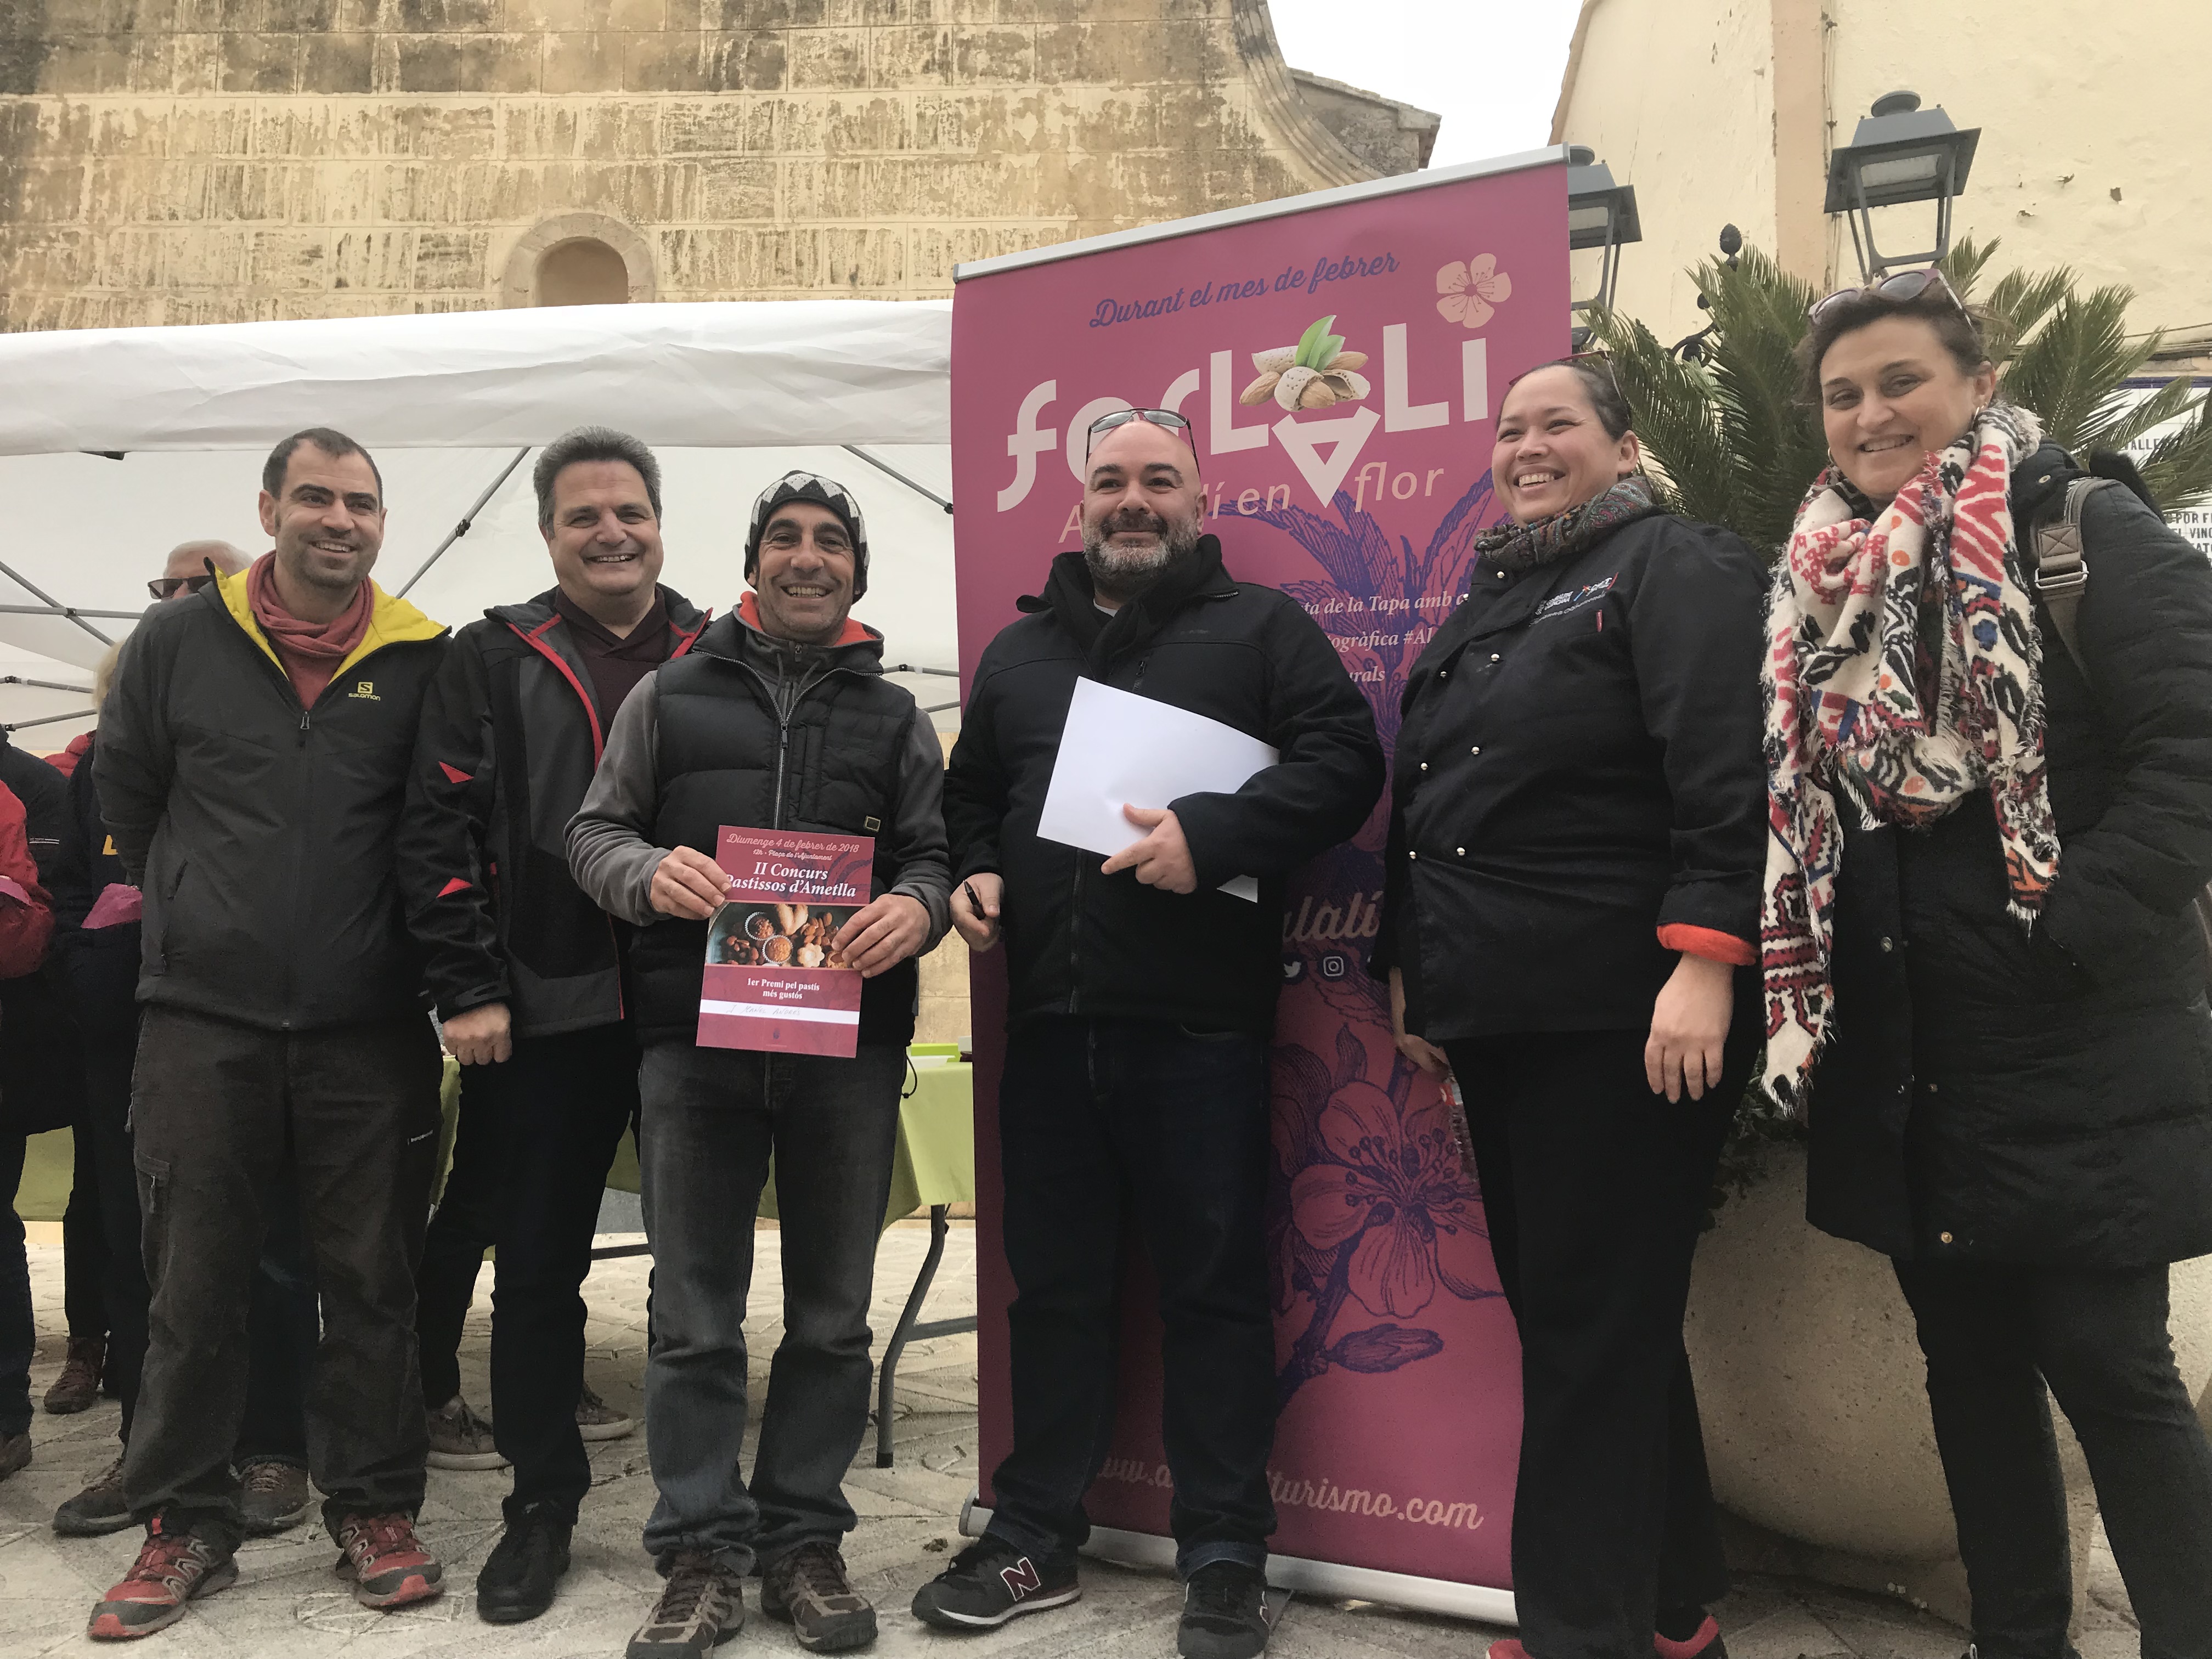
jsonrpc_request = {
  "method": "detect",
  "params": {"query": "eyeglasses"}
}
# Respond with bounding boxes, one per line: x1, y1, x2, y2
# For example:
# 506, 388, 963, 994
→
1084, 407, 1194, 458
1809, 267, 1971, 328
146, 574, 217, 600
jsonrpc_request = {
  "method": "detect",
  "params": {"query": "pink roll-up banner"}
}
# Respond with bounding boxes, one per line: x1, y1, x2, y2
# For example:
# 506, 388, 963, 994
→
949, 150, 1571, 1621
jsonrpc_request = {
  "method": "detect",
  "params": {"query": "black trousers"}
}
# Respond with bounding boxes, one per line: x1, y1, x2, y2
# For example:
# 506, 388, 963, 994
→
1444, 1021, 1751, 1659
414, 1022, 639, 1524
1892, 1258, 2212, 1659
78, 1028, 145, 1438
1, 1135, 29, 1438
120, 1006, 444, 1547
75, 1008, 318, 1457
985, 1015, 1278, 1576
62, 1111, 107, 1340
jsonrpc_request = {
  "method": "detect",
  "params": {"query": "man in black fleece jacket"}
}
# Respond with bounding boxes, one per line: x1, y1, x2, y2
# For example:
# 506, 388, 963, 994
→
917, 412, 1382, 1659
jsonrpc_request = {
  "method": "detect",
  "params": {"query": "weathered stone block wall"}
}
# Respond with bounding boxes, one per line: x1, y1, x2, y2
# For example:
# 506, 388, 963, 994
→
0, 0, 1436, 329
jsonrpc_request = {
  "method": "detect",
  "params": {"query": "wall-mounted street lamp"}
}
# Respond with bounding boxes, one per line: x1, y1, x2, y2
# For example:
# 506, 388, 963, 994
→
1825, 91, 1979, 279
1567, 145, 1641, 348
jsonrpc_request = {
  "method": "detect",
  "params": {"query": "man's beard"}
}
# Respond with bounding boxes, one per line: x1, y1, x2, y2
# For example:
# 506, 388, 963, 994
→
1080, 507, 1201, 601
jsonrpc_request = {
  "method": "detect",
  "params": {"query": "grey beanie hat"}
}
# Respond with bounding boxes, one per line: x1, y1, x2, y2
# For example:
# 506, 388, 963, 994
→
745, 471, 870, 600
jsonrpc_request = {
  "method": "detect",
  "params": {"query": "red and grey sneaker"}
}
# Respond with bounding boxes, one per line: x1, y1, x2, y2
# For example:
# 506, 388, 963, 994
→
910, 1537, 1079, 1629
333, 1512, 445, 1610
87, 1516, 238, 1641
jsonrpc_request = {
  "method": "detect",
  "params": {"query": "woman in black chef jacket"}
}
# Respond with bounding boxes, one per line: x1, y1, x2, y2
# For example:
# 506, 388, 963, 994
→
1375, 357, 1768, 1659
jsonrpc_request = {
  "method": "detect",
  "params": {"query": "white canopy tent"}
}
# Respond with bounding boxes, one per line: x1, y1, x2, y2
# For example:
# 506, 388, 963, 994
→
0, 301, 961, 746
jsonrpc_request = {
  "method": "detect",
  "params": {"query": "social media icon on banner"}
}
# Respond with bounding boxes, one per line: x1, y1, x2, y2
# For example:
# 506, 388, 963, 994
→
1318, 953, 1348, 980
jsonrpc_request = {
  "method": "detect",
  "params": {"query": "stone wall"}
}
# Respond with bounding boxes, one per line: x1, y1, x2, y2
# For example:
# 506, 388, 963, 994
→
0, 0, 1437, 330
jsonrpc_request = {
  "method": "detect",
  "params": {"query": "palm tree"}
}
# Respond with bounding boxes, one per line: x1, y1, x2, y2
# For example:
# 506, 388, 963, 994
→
1590, 236, 2212, 557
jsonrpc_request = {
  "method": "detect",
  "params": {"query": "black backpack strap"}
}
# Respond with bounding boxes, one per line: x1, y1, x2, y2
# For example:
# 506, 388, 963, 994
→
2024, 476, 2119, 684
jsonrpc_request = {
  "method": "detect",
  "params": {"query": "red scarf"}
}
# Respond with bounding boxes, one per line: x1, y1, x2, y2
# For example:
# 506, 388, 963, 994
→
246, 552, 373, 708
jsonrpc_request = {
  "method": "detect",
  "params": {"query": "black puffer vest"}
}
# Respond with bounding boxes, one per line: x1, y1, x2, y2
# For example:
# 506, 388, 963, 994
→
627, 617, 920, 1047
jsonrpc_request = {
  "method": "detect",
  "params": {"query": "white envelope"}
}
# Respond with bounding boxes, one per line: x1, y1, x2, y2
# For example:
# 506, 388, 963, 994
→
1037, 678, 1278, 901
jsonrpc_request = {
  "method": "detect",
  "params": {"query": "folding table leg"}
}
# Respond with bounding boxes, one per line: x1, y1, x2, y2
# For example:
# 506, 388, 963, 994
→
875, 1203, 951, 1468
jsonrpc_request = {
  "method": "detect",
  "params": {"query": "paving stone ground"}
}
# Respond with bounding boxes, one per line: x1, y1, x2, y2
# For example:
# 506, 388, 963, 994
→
0, 1222, 2145, 1659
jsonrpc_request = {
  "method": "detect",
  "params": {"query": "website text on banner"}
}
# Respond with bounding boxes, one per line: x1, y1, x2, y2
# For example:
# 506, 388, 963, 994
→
949, 156, 1570, 1604
698, 825, 871, 1058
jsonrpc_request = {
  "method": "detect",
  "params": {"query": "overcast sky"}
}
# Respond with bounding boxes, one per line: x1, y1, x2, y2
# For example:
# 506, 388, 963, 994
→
1267, 0, 1583, 168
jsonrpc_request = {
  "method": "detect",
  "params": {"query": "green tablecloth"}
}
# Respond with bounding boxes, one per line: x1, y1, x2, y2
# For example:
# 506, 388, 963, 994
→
602, 1058, 974, 1232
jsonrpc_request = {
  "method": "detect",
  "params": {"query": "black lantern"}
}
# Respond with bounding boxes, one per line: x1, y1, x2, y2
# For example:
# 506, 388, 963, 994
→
1824, 91, 1980, 279
1567, 145, 1641, 347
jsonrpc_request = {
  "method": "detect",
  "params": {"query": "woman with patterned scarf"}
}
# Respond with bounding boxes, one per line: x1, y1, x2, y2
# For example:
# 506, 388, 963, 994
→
1375, 359, 1768, 1659
1765, 273, 2212, 1657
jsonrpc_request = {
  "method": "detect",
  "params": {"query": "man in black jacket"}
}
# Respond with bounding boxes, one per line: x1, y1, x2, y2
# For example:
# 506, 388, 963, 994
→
87, 428, 452, 1642
568, 471, 951, 1659
916, 413, 1383, 1659
397, 426, 706, 1624
53, 544, 326, 1545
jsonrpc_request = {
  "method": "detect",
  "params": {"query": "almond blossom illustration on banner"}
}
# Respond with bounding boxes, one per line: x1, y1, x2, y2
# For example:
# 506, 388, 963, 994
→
1437, 255, 1514, 329
1272, 1025, 1499, 1408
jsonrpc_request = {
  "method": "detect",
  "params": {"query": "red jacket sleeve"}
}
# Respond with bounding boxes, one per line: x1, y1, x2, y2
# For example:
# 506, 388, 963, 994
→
0, 783, 56, 978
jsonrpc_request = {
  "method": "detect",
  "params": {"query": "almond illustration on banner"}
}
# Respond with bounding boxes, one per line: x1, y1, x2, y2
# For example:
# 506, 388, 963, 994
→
1436, 254, 1513, 329
1240, 314, 1373, 410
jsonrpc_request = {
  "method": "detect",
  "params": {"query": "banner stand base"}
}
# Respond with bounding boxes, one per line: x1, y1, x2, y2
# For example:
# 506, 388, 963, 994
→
960, 1493, 1519, 1628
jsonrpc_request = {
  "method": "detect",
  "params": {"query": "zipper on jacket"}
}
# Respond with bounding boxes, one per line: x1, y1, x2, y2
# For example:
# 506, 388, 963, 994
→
772, 722, 791, 829
730, 654, 845, 832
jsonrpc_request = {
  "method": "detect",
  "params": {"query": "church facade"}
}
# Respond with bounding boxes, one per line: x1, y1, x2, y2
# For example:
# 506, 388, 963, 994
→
0, 0, 1437, 330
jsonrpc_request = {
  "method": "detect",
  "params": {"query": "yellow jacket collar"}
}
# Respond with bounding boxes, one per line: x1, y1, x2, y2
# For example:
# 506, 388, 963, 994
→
216, 562, 444, 684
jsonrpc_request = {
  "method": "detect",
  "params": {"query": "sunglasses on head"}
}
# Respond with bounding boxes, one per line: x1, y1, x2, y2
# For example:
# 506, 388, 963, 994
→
1808, 267, 1971, 328
146, 574, 217, 600
1504, 349, 1630, 413
1084, 407, 1194, 458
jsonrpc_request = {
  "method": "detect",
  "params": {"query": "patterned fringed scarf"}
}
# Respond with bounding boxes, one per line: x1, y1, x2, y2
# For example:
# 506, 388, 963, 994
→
1472, 473, 1662, 574
1760, 403, 2057, 1106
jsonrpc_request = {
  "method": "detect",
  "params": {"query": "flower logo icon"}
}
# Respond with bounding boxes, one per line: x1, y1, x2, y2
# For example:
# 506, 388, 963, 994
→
1436, 255, 1513, 329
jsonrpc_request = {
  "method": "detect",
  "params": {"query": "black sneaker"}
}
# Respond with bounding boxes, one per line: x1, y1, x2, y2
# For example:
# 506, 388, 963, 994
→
910, 1537, 1079, 1630
628, 1549, 745, 1658
54, 1454, 136, 1537
1178, 1561, 1271, 1659
475, 1504, 572, 1624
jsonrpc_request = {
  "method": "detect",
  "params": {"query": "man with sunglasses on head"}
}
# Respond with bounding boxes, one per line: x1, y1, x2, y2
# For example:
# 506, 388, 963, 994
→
918, 409, 1383, 1659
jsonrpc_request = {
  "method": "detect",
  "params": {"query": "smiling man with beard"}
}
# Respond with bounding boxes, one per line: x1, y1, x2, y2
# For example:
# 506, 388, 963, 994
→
918, 411, 1383, 1659
397, 427, 707, 1624
567, 470, 951, 1658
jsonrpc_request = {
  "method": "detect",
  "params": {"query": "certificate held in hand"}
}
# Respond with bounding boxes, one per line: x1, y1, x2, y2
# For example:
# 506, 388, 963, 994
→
698, 826, 873, 1057
1036, 678, 1277, 901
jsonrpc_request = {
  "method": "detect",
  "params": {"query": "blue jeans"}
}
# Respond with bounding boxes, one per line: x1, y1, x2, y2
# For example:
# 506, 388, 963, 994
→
985, 1016, 1278, 1576
636, 1040, 902, 1573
